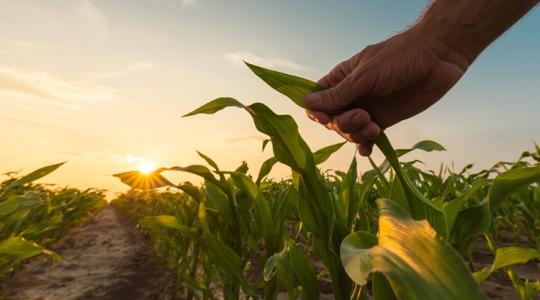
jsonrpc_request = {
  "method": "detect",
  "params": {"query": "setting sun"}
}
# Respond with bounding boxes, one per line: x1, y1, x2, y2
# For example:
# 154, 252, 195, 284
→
137, 161, 156, 174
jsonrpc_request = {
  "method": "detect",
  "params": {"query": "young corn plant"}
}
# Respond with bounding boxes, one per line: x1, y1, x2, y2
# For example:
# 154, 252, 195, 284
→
0, 163, 107, 279
185, 63, 540, 299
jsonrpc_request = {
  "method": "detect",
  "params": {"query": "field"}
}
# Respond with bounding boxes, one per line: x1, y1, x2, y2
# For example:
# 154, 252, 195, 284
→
1, 64, 539, 300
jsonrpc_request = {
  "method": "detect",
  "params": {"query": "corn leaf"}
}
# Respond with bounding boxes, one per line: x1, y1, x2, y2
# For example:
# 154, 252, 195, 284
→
473, 247, 540, 283
340, 199, 486, 300
313, 142, 347, 164
113, 168, 174, 190
245, 62, 324, 107
140, 215, 196, 236
256, 157, 278, 184
488, 166, 540, 209
230, 172, 272, 239
183, 97, 244, 117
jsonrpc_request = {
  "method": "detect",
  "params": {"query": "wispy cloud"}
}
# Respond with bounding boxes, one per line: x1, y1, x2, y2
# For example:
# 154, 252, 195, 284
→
112, 155, 146, 164
0, 66, 115, 107
224, 51, 306, 71
92, 62, 154, 80
148, 0, 198, 7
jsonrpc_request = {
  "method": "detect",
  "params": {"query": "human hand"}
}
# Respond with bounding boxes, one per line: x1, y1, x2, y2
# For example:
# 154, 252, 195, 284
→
305, 29, 470, 156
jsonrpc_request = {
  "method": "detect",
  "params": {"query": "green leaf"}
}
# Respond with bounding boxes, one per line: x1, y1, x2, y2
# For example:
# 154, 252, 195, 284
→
230, 172, 272, 239
395, 140, 446, 157
289, 243, 320, 300
245, 62, 324, 108
375, 134, 448, 237
140, 215, 196, 236
183, 97, 244, 117
197, 151, 220, 171
340, 157, 360, 228
256, 157, 278, 184
489, 166, 540, 209
473, 247, 540, 283
176, 182, 204, 202
242, 63, 448, 237
263, 248, 298, 298
0, 236, 44, 259
340, 199, 486, 300
314, 142, 347, 165
168, 165, 231, 197
450, 203, 491, 243
442, 178, 490, 233
3, 162, 65, 193
372, 273, 398, 300
202, 230, 255, 295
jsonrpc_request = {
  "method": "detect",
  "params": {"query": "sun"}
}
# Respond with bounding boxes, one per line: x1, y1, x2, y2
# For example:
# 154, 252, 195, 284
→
137, 161, 157, 174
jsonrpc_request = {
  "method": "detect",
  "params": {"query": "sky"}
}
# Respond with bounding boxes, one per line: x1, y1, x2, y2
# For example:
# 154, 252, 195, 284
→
0, 0, 539, 196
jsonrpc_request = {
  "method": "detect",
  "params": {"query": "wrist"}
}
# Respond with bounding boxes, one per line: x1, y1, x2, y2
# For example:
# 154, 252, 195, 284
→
412, 12, 483, 71
404, 23, 473, 73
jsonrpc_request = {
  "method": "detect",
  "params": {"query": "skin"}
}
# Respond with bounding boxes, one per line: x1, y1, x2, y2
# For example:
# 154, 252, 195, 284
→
304, 0, 538, 156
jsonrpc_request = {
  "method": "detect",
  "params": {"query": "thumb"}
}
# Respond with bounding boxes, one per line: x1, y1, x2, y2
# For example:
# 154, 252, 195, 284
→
304, 73, 370, 112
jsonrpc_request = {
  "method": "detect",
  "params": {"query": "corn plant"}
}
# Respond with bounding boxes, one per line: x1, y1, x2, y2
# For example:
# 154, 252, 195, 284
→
0, 163, 107, 279
113, 63, 540, 299
184, 63, 540, 299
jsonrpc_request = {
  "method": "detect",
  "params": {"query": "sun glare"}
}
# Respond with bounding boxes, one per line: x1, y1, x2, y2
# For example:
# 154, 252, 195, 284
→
138, 161, 157, 174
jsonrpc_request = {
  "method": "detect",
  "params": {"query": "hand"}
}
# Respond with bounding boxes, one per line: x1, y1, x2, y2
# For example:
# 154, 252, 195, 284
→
305, 28, 469, 156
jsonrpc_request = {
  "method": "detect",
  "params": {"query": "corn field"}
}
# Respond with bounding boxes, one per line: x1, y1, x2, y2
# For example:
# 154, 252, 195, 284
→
0, 163, 107, 279
108, 64, 540, 300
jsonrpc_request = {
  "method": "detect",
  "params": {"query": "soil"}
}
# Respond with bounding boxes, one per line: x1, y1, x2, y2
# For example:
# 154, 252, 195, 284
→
1, 206, 180, 300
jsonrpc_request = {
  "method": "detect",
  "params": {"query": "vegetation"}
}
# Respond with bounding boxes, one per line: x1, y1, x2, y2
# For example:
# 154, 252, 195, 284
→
112, 64, 540, 299
0, 163, 107, 278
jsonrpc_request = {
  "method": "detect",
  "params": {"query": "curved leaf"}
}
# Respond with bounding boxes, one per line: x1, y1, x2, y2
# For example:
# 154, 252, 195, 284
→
113, 168, 174, 190
183, 97, 244, 117
314, 142, 347, 165
474, 247, 540, 283
489, 166, 540, 209
341, 199, 486, 300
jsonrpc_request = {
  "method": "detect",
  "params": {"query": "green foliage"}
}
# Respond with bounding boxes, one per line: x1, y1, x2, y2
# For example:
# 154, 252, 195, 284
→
111, 63, 540, 299
340, 199, 486, 300
0, 163, 106, 279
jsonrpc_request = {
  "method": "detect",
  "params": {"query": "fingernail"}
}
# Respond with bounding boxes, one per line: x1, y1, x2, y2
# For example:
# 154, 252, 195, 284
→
304, 93, 321, 108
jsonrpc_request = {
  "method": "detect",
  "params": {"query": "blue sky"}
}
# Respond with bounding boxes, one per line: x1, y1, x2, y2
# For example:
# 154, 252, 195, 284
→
0, 0, 538, 193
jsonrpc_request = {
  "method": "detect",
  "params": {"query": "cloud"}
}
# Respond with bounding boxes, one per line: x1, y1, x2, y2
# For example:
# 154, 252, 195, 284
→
224, 51, 306, 71
0, 66, 115, 107
92, 61, 154, 80
148, 0, 197, 7
112, 155, 146, 164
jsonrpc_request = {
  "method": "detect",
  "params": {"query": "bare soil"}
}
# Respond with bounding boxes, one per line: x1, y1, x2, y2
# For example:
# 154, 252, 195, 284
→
2, 206, 180, 300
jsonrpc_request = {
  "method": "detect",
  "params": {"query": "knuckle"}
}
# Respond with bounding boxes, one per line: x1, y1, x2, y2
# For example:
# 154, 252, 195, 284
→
352, 109, 371, 124
327, 88, 344, 107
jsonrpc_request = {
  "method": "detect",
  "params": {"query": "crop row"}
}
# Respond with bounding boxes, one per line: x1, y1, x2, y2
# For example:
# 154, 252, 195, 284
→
112, 64, 540, 299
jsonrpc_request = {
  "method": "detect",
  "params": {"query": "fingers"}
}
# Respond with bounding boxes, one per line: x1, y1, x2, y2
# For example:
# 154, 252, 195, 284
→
305, 71, 371, 112
330, 109, 371, 133
342, 122, 380, 144
357, 142, 374, 156
305, 110, 330, 125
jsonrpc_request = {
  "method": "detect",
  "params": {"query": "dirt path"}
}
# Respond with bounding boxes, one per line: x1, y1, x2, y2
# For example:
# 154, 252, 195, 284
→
2, 206, 179, 300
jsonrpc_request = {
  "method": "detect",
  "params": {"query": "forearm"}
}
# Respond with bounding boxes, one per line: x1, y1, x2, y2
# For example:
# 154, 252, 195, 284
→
414, 0, 538, 67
